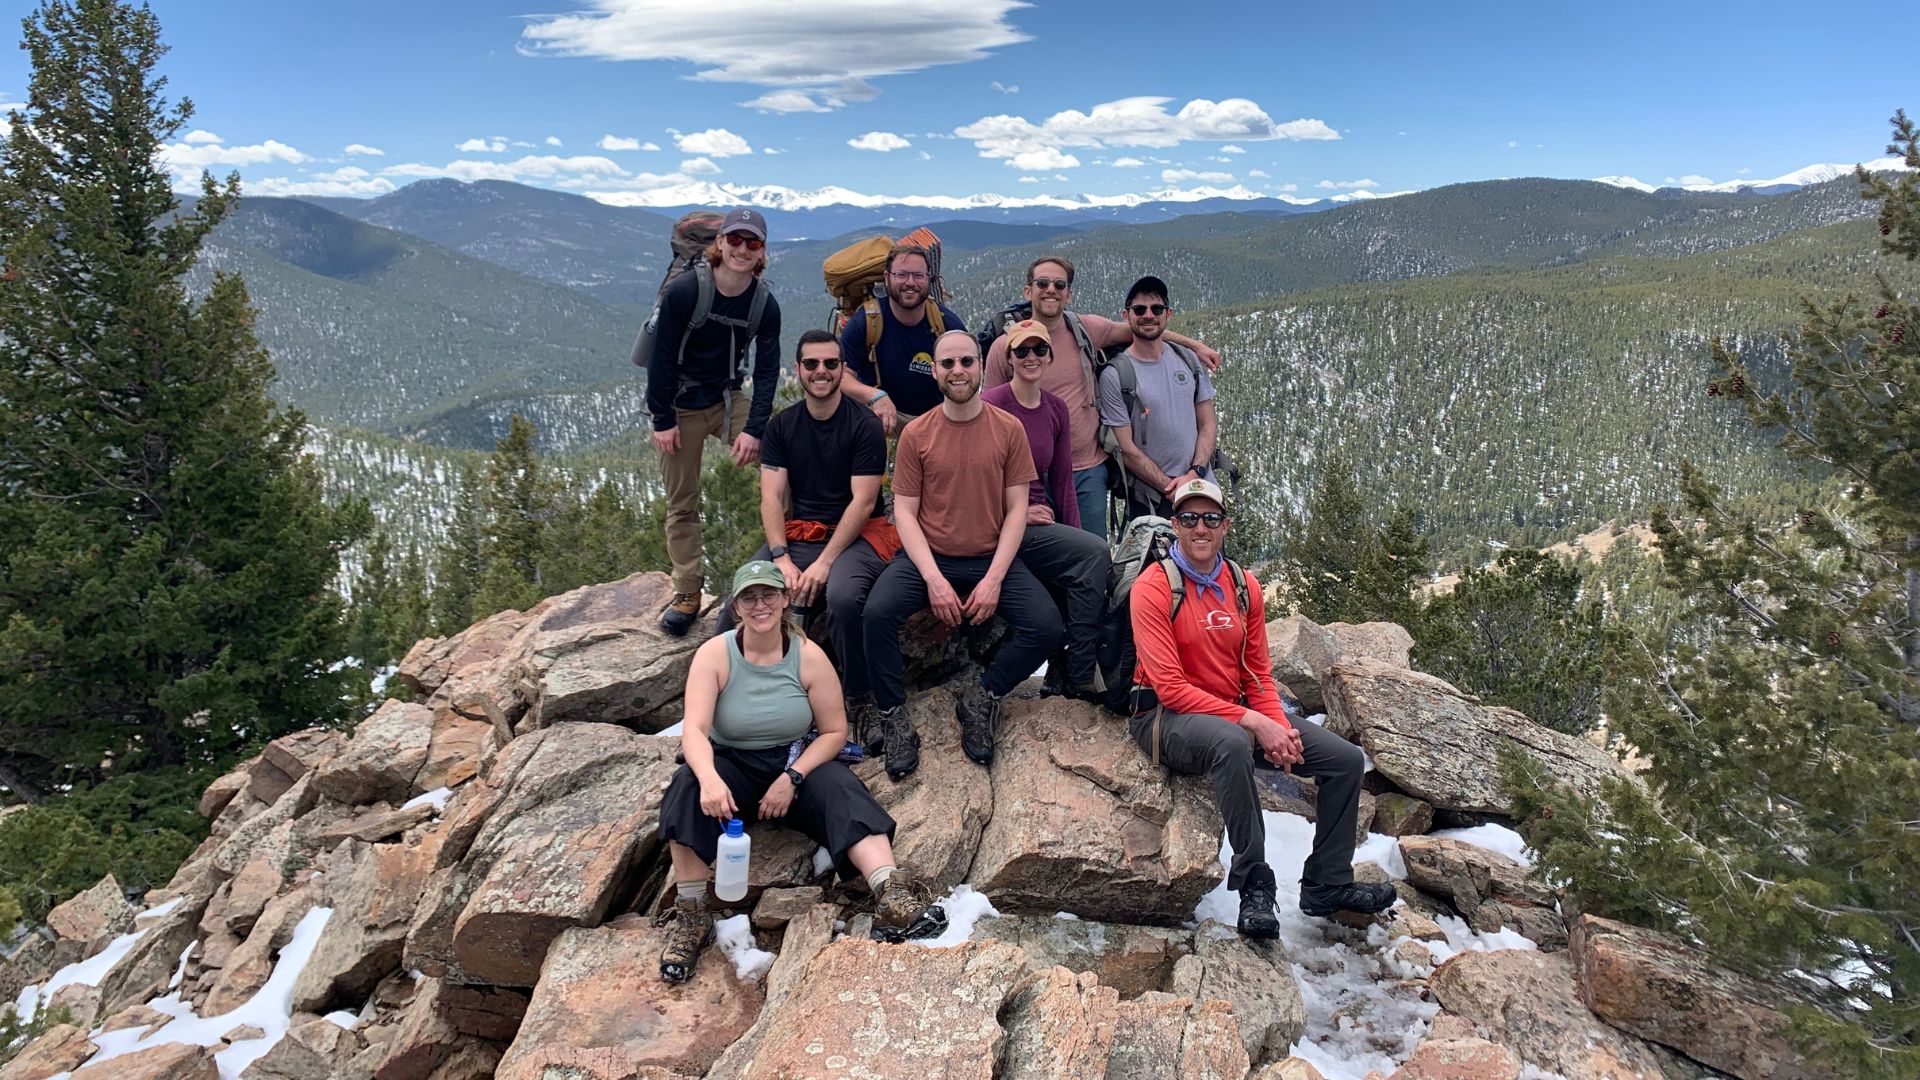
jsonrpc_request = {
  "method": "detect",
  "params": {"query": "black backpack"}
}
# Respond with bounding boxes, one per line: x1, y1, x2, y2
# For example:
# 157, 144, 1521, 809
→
1094, 516, 1251, 715
628, 211, 771, 389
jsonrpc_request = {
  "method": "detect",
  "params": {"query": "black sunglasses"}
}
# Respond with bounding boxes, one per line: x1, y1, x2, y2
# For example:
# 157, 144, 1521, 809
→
1173, 511, 1227, 528
798, 357, 843, 371
724, 232, 765, 251
935, 356, 980, 369
1129, 303, 1168, 316
1029, 277, 1070, 291
1011, 343, 1051, 359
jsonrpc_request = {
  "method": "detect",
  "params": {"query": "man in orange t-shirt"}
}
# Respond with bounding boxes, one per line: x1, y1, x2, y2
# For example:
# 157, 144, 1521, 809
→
1129, 479, 1395, 938
864, 330, 1064, 781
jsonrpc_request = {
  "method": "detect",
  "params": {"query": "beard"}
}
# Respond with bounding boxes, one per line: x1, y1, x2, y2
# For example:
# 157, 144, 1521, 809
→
941, 376, 980, 404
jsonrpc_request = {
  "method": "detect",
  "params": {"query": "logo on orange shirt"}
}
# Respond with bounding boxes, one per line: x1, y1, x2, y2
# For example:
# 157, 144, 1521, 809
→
1203, 610, 1236, 631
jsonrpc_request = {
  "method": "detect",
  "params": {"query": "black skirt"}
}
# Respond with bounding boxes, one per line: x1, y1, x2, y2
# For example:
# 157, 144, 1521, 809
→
658, 743, 897, 876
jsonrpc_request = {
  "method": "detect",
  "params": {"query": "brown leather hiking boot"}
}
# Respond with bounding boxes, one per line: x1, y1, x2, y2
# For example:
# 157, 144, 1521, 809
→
870, 871, 948, 943
659, 592, 701, 637
657, 894, 712, 983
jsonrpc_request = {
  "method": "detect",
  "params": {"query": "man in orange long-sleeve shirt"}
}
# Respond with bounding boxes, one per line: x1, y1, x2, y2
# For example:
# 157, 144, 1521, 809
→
1128, 479, 1395, 938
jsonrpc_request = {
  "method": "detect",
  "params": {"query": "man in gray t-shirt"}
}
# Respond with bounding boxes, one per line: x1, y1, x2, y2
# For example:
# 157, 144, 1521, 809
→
1098, 275, 1219, 519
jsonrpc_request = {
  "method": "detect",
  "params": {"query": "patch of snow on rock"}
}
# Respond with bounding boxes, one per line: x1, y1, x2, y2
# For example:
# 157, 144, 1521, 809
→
916, 885, 999, 949
713, 914, 776, 981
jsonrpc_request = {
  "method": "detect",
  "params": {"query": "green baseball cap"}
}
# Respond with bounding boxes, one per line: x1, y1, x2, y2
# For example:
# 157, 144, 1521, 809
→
731, 560, 787, 597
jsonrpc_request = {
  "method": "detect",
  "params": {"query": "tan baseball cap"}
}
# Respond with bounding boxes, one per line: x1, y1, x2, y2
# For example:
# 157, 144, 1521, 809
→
1005, 319, 1049, 349
1170, 477, 1225, 512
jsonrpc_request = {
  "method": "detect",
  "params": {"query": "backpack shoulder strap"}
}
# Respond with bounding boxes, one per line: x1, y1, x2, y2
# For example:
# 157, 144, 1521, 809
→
1062, 311, 1102, 390
1108, 351, 1143, 424
737, 278, 770, 381
926, 302, 947, 337
1158, 554, 1185, 621
687, 260, 716, 332
1224, 558, 1251, 613
860, 298, 884, 383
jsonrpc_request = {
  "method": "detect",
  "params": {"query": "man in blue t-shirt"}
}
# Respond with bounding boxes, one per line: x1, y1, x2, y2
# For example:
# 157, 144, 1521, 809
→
838, 245, 966, 435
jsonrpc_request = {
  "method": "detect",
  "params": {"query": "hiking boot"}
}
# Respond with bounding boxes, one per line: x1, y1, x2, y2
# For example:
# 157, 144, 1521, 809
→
956, 681, 1002, 766
1300, 879, 1398, 919
879, 705, 919, 780
847, 694, 880, 752
659, 592, 701, 637
870, 871, 950, 943
1237, 863, 1281, 940
656, 894, 713, 983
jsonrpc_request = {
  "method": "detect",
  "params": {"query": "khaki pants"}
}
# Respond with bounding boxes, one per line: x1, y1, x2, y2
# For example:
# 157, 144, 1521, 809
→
660, 394, 750, 595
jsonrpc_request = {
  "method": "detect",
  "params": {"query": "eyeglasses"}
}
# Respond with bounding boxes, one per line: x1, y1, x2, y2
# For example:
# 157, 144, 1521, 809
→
935, 356, 979, 370
798, 357, 843, 371
888, 270, 928, 282
1029, 277, 1070, 292
724, 232, 765, 251
1129, 304, 1169, 317
1173, 511, 1227, 529
738, 589, 784, 609
1011, 343, 1051, 359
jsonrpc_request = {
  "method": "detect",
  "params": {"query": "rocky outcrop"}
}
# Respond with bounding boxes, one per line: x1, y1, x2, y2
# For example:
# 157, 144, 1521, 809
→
1429, 948, 1692, 1079
292, 830, 443, 1014
495, 913, 762, 1080
1370, 793, 1434, 836
0, 1022, 95, 1080
1389, 1028, 1521, 1080
1268, 616, 1414, 712
971, 916, 1191, 999
1325, 658, 1631, 817
1569, 914, 1835, 1080
1107, 993, 1251, 1080
1170, 921, 1308, 1068
853, 687, 995, 891
1398, 836, 1565, 948
46, 874, 136, 957
310, 700, 433, 807
970, 696, 1223, 925
70, 1041, 217, 1079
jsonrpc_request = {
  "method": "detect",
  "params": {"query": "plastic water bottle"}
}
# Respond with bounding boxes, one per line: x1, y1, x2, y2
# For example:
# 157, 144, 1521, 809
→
714, 818, 751, 902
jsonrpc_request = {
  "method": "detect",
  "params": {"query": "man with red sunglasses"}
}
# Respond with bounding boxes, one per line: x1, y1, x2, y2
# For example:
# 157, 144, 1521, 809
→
648, 207, 783, 635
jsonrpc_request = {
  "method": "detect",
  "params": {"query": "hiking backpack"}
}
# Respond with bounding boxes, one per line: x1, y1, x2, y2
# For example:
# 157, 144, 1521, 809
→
627, 210, 771, 386
822, 226, 948, 380
1094, 515, 1251, 714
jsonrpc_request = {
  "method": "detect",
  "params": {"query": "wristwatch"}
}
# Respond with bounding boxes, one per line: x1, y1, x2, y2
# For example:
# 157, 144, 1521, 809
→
783, 767, 805, 788
768, 545, 788, 560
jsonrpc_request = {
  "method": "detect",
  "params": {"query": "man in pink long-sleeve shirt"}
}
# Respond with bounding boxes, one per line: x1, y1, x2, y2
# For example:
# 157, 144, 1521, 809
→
1128, 479, 1395, 938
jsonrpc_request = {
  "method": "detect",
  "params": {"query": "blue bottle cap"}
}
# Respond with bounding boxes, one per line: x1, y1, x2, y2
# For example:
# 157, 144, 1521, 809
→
725, 818, 744, 837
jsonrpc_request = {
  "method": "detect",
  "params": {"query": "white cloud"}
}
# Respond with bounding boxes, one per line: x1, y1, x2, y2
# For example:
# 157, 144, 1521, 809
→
246, 170, 398, 198
680, 156, 722, 174
1163, 168, 1233, 184
847, 130, 911, 152
1111, 156, 1144, 168
1248, 168, 1269, 178
1219, 144, 1244, 154
1275, 182, 1298, 192
991, 80, 1019, 94
546, 136, 564, 147
741, 89, 834, 113
457, 136, 508, 153
343, 143, 385, 156
1316, 177, 1378, 190
1736, 166, 1752, 175
1009, 147, 1080, 171
162, 138, 309, 169
182, 129, 222, 145
956, 96, 1337, 170
674, 127, 752, 157
918, 150, 932, 161
762, 147, 784, 155
1017, 175, 1041, 183
519, 1, 1030, 90
1506, 139, 1519, 149
1679, 174, 1713, 186
599, 134, 645, 151
382, 154, 628, 184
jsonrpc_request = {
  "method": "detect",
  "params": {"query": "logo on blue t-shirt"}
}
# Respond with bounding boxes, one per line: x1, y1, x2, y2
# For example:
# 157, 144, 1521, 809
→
910, 351, 933, 377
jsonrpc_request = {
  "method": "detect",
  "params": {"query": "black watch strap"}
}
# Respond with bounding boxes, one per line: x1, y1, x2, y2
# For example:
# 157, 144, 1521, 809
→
784, 766, 805, 788
768, 545, 788, 560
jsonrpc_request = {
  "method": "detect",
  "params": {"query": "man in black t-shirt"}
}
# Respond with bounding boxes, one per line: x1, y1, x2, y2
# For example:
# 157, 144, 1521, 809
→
838, 245, 966, 435
717, 328, 897, 739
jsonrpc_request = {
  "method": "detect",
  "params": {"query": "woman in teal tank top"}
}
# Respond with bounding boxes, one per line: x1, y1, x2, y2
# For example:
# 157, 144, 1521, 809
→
656, 560, 949, 984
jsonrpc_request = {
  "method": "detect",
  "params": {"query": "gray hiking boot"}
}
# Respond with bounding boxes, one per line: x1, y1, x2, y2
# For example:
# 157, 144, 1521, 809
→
879, 705, 919, 780
955, 681, 1002, 766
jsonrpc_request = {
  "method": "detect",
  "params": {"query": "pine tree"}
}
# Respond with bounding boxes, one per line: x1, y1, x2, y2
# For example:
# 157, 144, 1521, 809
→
432, 464, 483, 634
386, 541, 433, 662
1278, 455, 1427, 626
1416, 548, 1610, 735
344, 529, 395, 669
1513, 114, 1920, 1075
473, 415, 556, 616
0, 0, 360, 799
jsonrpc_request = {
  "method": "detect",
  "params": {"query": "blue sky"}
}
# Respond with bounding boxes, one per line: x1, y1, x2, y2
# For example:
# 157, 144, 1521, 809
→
0, 0, 1909, 205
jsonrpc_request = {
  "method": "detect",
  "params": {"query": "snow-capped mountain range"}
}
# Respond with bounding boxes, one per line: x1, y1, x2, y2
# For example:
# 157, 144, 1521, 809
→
574, 157, 1906, 217
1592, 156, 1909, 194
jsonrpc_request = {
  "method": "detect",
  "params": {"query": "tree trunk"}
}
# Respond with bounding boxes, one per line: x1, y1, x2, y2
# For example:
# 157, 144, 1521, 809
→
0, 758, 48, 804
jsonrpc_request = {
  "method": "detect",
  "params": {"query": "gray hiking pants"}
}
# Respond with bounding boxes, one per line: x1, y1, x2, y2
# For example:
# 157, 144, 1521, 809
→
1128, 709, 1366, 892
